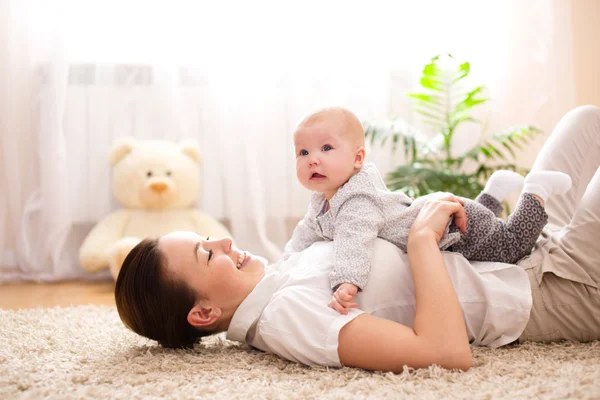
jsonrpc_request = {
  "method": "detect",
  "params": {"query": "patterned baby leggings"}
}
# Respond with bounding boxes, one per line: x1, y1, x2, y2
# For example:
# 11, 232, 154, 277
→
449, 192, 548, 264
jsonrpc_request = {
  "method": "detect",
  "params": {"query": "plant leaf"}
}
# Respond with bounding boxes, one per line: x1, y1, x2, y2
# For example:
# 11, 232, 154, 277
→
407, 93, 443, 105
420, 77, 444, 91
454, 86, 488, 114
363, 118, 428, 163
488, 125, 542, 157
386, 164, 485, 199
363, 55, 539, 203
453, 61, 470, 82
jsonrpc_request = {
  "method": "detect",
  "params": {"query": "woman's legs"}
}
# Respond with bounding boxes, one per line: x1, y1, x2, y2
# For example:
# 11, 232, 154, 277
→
551, 167, 600, 284
534, 105, 600, 283
520, 168, 600, 343
519, 106, 600, 343
531, 105, 600, 231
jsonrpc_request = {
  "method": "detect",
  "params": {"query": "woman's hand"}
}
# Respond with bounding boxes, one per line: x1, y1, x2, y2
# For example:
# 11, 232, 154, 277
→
408, 194, 467, 244
339, 193, 473, 372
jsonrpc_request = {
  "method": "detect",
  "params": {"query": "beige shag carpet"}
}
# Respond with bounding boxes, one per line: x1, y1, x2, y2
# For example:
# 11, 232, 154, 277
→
1, 306, 599, 400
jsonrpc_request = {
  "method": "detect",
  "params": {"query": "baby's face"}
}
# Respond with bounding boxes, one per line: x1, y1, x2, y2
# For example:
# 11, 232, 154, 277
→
294, 117, 362, 200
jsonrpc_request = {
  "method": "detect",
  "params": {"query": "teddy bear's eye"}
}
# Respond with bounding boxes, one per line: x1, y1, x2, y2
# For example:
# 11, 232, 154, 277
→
146, 171, 153, 177
166, 170, 172, 176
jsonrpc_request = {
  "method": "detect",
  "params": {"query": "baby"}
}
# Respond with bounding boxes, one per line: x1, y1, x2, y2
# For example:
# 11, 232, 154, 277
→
284, 107, 572, 314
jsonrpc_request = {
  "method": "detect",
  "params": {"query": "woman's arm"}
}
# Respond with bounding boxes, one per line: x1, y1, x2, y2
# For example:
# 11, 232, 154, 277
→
338, 195, 472, 372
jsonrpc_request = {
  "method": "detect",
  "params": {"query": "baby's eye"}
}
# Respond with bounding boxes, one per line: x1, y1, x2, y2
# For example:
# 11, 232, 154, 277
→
322, 144, 332, 151
299, 149, 309, 156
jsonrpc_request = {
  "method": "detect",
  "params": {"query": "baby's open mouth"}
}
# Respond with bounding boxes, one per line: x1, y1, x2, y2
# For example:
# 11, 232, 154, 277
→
311, 173, 325, 179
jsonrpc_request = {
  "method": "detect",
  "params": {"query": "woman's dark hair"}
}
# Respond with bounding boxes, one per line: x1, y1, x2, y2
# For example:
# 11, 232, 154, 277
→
114, 237, 213, 348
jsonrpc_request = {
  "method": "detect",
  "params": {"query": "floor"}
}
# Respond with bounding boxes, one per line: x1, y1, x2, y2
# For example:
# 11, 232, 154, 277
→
0, 281, 115, 310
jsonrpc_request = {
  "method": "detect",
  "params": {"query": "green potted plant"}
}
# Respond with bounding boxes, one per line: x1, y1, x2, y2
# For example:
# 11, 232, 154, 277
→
364, 54, 541, 204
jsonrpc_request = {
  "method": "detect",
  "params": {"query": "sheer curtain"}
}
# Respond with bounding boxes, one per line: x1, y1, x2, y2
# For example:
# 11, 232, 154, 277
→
0, 0, 576, 281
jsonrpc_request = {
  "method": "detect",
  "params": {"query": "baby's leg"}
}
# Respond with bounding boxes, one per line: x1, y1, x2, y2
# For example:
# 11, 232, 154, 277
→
521, 171, 572, 206
475, 170, 525, 217
451, 195, 548, 264
453, 171, 572, 263
474, 193, 503, 217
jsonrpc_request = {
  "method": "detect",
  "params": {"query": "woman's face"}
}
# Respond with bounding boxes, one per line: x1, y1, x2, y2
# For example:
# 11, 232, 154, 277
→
158, 232, 266, 312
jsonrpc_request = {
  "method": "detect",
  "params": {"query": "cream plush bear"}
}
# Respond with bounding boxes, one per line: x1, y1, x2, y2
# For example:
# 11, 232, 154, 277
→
79, 137, 232, 279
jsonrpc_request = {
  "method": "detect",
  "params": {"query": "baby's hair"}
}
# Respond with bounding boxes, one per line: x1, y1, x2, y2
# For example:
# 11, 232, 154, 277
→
297, 107, 365, 147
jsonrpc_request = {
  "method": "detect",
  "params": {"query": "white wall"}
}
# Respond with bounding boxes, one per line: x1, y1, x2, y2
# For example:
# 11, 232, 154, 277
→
572, 0, 600, 108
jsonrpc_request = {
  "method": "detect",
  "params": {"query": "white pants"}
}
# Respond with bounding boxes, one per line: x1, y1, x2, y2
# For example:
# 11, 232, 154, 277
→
518, 105, 600, 342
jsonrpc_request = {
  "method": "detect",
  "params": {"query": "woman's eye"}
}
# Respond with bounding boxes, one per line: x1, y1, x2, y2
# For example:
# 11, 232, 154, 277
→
299, 149, 308, 156
322, 144, 332, 151
146, 171, 153, 177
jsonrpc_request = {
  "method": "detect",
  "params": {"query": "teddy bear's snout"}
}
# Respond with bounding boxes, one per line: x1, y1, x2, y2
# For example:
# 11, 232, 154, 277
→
150, 181, 168, 193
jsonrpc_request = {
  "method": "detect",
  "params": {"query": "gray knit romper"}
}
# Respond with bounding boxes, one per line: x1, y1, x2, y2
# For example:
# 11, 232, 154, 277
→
284, 163, 549, 290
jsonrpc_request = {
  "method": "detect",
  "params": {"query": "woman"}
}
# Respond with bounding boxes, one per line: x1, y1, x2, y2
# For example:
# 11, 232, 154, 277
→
115, 106, 600, 372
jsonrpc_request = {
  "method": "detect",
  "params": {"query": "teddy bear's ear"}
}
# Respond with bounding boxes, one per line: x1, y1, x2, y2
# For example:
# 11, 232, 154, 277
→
110, 137, 137, 166
180, 139, 202, 163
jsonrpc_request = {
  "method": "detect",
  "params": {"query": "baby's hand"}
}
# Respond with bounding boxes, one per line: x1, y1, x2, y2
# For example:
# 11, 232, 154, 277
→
328, 283, 359, 315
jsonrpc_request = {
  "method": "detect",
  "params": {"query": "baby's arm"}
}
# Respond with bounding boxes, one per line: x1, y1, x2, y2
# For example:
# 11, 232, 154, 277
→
328, 196, 385, 312
329, 282, 359, 314
283, 216, 324, 260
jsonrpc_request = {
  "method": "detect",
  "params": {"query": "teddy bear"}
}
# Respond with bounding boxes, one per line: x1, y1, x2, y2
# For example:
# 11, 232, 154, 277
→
79, 137, 232, 279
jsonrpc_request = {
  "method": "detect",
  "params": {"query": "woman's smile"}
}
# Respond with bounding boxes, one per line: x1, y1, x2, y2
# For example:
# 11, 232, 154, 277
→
236, 251, 246, 269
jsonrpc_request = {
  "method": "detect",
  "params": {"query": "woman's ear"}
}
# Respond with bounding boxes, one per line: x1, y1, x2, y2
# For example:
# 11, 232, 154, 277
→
354, 146, 366, 168
187, 303, 221, 328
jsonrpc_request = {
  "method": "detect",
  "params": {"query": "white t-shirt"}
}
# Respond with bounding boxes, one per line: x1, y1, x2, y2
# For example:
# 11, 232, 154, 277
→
226, 239, 532, 367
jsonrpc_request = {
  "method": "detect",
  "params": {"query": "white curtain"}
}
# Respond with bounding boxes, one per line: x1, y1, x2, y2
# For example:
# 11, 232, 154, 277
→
0, 0, 577, 281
